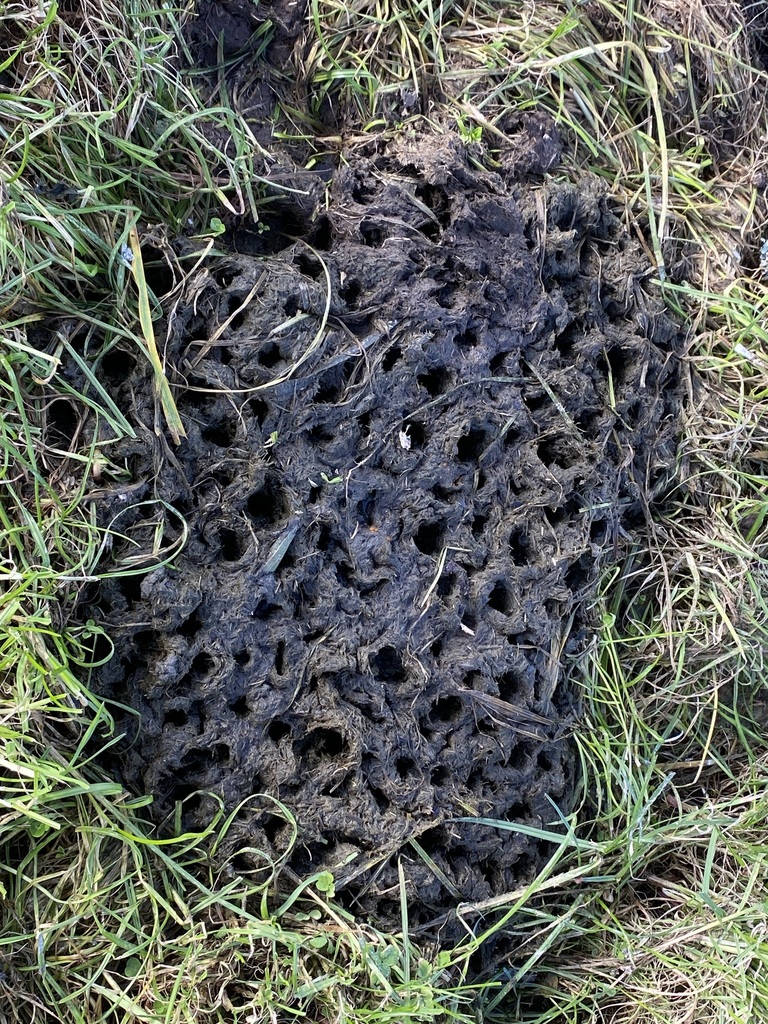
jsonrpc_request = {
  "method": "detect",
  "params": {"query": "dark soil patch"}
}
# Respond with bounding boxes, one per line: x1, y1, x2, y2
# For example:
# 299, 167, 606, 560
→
89, 129, 680, 946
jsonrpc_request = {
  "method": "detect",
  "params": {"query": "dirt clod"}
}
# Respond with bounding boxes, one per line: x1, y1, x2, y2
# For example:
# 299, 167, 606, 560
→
92, 129, 680, 942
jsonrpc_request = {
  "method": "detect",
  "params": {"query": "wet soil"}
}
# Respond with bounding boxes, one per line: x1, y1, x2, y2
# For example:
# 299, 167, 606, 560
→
88, 121, 680, 944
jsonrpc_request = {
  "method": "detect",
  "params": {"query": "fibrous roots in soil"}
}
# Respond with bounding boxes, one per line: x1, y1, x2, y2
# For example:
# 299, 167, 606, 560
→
91, 127, 680, 941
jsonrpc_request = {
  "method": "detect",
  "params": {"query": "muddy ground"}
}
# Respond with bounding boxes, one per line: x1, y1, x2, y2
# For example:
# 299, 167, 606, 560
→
84, 10, 682, 952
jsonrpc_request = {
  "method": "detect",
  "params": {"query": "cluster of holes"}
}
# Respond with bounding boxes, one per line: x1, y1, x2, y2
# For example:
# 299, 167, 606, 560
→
92, 168, 679, 941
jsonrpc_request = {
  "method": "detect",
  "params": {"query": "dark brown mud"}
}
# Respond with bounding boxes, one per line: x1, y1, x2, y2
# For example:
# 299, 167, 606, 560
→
88, 125, 680, 947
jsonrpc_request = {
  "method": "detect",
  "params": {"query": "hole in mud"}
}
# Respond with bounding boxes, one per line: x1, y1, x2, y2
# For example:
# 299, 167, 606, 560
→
220, 527, 247, 561
489, 351, 507, 375
99, 346, 136, 384
296, 727, 346, 762
119, 575, 143, 605
46, 399, 78, 446
488, 581, 510, 613
537, 750, 554, 772
178, 610, 203, 639
417, 825, 446, 856
357, 492, 379, 529
316, 523, 337, 553
188, 651, 214, 677
228, 695, 250, 716
506, 743, 532, 770
524, 389, 547, 414
165, 784, 201, 814
316, 358, 356, 403
248, 398, 269, 425
406, 420, 426, 447
457, 426, 488, 462
247, 473, 288, 527
308, 216, 332, 251
413, 521, 444, 555
340, 276, 363, 306
267, 720, 291, 743
431, 695, 463, 722
369, 784, 390, 813
498, 672, 524, 703
545, 505, 567, 527
472, 513, 487, 538
396, 757, 416, 779
294, 250, 323, 280
509, 528, 529, 565
214, 266, 237, 288
454, 328, 478, 350
361, 220, 386, 246
349, 174, 377, 205
230, 203, 311, 255
308, 423, 334, 445
596, 345, 629, 386
253, 598, 281, 620
436, 572, 456, 598
207, 460, 236, 488
626, 400, 641, 423
554, 324, 579, 356
417, 219, 440, 241
576, 408, 602, 434
163, 708, 188, 727
606, 344, 629, 384
382, 344, 402, 371
261, 812, 286, 844
258, 342, 281, 368
202, 419, 237, 447
537, 436, 578, 470
502, 425, 521, 447
320, 772, 351, 797
141, 247, 174, 296
565, 553, 593, 593
430, 765, 448, 786
226, 293, 247, 331
414, 182, 451, 224
371, 645, 405, 682
180, 744, 229, 774
417, 365, 450, 396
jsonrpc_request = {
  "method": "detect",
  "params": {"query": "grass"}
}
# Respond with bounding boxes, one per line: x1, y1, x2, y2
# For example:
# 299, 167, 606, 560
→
3, 0, 768, 1021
